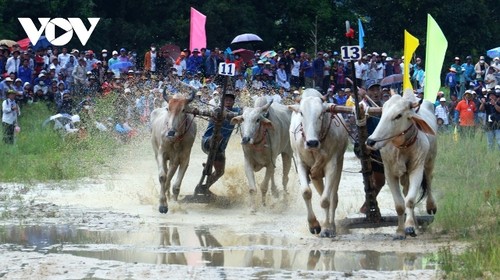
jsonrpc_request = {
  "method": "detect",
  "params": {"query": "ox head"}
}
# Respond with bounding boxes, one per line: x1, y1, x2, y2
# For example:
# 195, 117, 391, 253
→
366, 89, 436, 150
231, 97, 273, 145
288, 88, 330, 150
164, 91, 195, 139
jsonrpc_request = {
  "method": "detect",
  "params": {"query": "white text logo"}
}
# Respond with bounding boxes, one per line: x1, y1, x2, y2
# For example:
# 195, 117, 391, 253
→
18, 18, 100, 46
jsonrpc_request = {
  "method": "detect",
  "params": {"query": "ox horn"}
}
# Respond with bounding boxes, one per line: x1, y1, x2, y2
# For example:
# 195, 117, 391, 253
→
262, 99, 273, 111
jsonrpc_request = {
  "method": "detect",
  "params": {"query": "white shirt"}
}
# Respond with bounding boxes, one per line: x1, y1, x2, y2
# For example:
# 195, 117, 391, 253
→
235, 78, 247, 90
435, 104, 449, 125
354, 62, 367, 79
2, 98, 18, 124
189, 79, 202, 90
252, 80, 263, 90
150, 52, 157, 72
58, 53, 71, 66
291, 60, 301, 77
6, 57, 20, 74
174, 59, 186, 77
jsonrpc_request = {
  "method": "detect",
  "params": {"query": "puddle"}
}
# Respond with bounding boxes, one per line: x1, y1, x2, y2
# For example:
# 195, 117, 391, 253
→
0, 224, 437, 272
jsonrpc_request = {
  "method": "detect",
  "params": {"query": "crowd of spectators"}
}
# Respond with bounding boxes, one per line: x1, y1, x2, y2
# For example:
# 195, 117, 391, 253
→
0, 42, 499, 149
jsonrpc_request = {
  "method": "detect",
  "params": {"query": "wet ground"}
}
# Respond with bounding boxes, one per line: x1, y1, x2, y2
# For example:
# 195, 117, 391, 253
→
0, 130, 459, 279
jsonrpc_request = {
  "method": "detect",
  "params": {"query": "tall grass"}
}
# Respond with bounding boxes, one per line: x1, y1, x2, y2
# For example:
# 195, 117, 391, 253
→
433, 131, 499, 279
0, 99, 121, 182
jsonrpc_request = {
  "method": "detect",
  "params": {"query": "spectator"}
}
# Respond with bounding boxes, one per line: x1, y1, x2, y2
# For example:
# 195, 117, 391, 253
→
144, 43, 157, 74
312, 52, 325, 89
462, 56, 475, 85
23, 82, 33, 104
480, 90, 500, 150
18, 59, 32, 85
435, 97, 450, 132
445, 67, 458, 96
49, 57, 62, 76
302, 53, 314, 88
57, 91, 75, 114
187, 48, 203, 74
0, 77, 14, 99
455, 90, 476, 138
235, 74, 247, 90
354, 57, 367, 88
276, 63, 290, 90
2, 90, 18, 144
174, 52, 187, 77
6, 50, 21, 75
72, 58, 87, 95
474, 55, 488, 81
290, 54, 301, 89
485, 67, 498, 90
58, 47, 71, 66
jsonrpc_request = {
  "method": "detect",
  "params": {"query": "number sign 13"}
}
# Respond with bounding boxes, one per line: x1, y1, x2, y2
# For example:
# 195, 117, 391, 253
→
340, 46, 362, 61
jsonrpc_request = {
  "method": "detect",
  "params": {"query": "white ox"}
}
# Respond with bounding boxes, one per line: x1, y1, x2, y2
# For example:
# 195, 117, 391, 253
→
151, 92, 196, 213
230, 97, 293, 211
288, 89, 348, 237
366, 90, 437, 239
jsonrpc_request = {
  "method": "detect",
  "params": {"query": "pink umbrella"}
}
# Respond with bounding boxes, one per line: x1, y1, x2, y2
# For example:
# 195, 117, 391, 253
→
232, 49, 254, 63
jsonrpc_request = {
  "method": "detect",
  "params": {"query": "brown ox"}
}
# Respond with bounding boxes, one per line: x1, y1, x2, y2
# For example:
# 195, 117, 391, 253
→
151, 92, 196, 213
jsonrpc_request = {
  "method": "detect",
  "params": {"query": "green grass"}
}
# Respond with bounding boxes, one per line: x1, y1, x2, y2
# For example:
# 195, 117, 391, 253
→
432, 131, 499, 279
0, 98, 121, 182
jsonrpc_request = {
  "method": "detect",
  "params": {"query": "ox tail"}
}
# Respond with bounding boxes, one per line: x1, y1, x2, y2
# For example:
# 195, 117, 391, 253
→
417, 172, 428, 203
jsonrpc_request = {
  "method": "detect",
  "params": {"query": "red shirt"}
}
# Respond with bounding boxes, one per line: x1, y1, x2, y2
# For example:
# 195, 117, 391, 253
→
455, 99, 476, 126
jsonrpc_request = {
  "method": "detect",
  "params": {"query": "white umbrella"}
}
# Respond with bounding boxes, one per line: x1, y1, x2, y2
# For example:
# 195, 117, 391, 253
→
231, 33, 263, 44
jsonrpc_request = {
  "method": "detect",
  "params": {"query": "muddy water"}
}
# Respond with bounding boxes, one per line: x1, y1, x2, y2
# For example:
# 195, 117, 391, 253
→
1, 224, 436, 272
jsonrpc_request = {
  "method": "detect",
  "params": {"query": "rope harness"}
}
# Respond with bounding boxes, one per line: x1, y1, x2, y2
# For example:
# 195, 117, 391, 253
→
370, 122, 418, 149
164, 108, 196, 142
293, 105, 342, 142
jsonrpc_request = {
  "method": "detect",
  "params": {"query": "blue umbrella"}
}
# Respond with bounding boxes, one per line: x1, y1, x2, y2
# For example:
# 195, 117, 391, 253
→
487, 47, 500, 59
109, 61, 133, 70
32, 36, 51, 51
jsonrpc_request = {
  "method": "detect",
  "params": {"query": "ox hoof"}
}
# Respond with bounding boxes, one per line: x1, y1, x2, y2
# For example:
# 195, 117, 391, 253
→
309, 225, 322, 235
158, 206, 169, 214
173, 188, 180, 201
319, 229, 336, 238
405, 227, 417, 237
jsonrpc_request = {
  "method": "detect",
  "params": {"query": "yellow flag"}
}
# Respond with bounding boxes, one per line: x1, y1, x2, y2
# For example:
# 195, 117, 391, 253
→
424, 14, 448, 102
453, 126, 458, 142
403, 30, 419, 90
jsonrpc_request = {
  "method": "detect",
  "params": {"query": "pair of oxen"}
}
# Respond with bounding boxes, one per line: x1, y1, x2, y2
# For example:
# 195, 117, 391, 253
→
151, 88, 438, 239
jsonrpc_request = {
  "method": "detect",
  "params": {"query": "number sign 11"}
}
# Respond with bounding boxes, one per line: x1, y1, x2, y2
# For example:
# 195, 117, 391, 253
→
218, 62, 236, 76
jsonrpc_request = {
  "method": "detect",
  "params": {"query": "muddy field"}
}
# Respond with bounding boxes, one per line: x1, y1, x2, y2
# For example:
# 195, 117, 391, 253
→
0, 127, 465, 279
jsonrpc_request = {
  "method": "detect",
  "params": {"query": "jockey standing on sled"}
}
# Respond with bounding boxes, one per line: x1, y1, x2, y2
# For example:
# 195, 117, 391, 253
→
355, 81, 386, 214
200, 93, 241, 192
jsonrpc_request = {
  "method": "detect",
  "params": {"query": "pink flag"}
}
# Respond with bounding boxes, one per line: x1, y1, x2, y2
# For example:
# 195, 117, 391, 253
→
189, 7, 206, 52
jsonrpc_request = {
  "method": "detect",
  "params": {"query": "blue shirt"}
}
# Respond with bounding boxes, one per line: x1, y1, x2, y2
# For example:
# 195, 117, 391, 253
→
202, 107, 241, 152
186, 55, 203, 73
302, 60, 314, 78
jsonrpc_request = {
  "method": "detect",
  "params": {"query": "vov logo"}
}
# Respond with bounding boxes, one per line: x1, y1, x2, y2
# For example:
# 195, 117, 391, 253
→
18, 18, 100, 46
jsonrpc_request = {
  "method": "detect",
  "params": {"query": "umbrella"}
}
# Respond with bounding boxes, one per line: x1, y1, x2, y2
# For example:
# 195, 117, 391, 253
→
260, 50, 277, 60
161, 44, 181, 59
380, 74, 403, 87
16, 38, 31, 50
231, 33, 263, 44
0, 39, 18, 47
232, 49, 254, 63
32, 36, 52, 51
109, 61, 133, 70
486, 47, 500, 59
